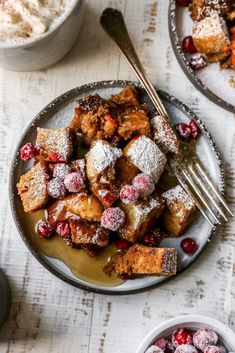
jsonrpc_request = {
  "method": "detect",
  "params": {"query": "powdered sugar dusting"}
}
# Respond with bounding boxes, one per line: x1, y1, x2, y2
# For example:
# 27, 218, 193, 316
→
162, 185, 194, 213
131, 197, 162, 229
126, 136, 167, 183
145, 345, 164, 353
150, 115, 179, 154
193, 13, 229, 40
86, 140, 122, 175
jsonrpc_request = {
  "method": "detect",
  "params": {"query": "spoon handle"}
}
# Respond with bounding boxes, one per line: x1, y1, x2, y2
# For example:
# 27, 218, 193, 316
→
100, 8, 167, 117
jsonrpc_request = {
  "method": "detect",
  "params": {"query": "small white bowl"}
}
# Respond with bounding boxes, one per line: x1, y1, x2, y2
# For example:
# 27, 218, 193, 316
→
136, 315, 235, 353
0, 0, 85, 71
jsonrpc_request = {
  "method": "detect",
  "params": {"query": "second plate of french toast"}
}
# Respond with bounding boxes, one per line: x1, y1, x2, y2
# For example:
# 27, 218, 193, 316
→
10, 80, 224, 294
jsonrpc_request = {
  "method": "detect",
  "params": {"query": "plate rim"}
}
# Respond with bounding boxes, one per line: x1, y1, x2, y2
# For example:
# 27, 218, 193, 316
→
9, 79, 225, 295
168, 0, 235, 114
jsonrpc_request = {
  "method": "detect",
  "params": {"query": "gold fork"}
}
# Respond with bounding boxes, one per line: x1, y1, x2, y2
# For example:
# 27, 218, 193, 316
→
100, 8, 233, 227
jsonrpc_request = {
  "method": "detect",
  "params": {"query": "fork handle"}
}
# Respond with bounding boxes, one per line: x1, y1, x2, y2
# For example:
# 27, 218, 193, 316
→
100, 8, 167, 117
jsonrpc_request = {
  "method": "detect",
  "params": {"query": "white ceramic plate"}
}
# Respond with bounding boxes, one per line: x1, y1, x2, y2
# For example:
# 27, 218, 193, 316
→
169, 1, 235, 113
10, 80, 224, 294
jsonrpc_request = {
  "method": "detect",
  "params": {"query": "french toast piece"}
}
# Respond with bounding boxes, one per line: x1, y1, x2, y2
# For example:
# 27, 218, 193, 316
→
110, 86, 141, 107
36, 127, 73, 162
124, 135, 167, 184
118, 194, 165, 242
192, 13, 230, 55
48, 193, 103, 224
150, 114, 179, 154
116, 155, 140, 187
70, 218, 109, 247
189, 0, 231, 21
162, 185, 196, 237
114, 244, 177, 277
86, 140, 122, 207
17, 161, 49, 213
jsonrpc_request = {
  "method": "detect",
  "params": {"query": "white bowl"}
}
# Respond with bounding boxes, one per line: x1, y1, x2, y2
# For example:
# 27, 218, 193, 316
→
136, 315, 235, 353
0, 0, 85, 71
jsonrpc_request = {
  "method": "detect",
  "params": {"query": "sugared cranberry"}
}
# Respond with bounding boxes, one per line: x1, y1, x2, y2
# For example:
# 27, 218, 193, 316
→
133, 173, 155, 198
193, 329, 218, 351
37, 220, 53, 239
120, 184, 139, 204
56, 221, 70, 238
48, 152, 64, 162
181, 238, 198, 254
190, 54, 207, 70
64, 172, 85, 193
182, 36, 197, 54
176, 0, 190, 5
189, 119, 200, 139
47, 178, 67, 199
53, 163, 71, 180
111, 134, 122, 146
115, 239, 129, 250
172, 328, 193, 347
101, 207, 125, 231
175, 123, 192, 140
204, 346, 226, 353
175, 345, 198, 353
154, 338, 174, 353
143, 234, 157, 246
20, 143, 39, 161
145, 346, 164, 353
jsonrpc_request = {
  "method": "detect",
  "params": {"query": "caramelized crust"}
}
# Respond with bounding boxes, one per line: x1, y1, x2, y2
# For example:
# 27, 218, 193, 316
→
48, 193, 103, 224
110, 86, 141, 107
118, 194, 165, 242
189, 0, 232, 21
118, 106, 150, 140
70, 218, 109, 247
17, 161, 49, 213
114, 244, 177, 277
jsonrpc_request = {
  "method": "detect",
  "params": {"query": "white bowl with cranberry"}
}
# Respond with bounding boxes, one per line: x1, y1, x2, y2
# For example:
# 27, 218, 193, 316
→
136, 316, 235, 353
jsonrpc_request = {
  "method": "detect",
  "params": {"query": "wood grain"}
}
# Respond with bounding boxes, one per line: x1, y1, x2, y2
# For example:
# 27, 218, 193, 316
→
0, 1, 234, 352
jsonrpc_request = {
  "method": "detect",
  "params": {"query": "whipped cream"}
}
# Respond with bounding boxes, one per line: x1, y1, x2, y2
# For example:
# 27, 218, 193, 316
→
0, 0, 71, 44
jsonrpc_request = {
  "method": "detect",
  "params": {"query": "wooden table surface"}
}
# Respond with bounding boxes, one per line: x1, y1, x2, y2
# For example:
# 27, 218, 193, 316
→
0, 1, 235, 352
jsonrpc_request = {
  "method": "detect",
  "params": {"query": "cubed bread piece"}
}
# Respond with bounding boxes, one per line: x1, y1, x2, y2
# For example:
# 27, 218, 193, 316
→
189, 0, 231, 21
116, 155, 140, 187
48, 193, 103, 224
17, 161, 49, 213
192, 13, 230, 54
70, 218, 109, 247
124, 135, 167, 184
118, 194, 165, 242
150, 114, 179, 154
114, 244, 177, 277
36, 127, 73, 162
86, 140, 122, 207
118, 107, 151, 140
162, 185, 196, 237
110, 86, 141, 107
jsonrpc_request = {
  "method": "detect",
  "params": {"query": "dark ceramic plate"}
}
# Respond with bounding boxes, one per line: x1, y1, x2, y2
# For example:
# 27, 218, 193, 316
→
10, 80, 224, 294
169, 0, 235, 113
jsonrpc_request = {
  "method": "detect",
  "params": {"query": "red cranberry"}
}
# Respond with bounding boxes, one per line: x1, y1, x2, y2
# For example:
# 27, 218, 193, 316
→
182, 36, 197, 53
101, 207, 125, 231
71, 159, 86, 179
175, 123, 192, 140
154, 339, 174, 353
64, 172, 85, 193
176, 0, 190, 5
47, 178, 67, 199
20, 143, 39, 161
103, 192, 116, 206
120, 184, 139, 204
181, 238, 198, 254
115, 239, 129, 250
53, 163, 71, 180
48, 152, 64, 162
193, 329, 218, 350
143, 228, 167, 247
37, 220, 53, 239
189, 119, 200, 139
190, 54, 207, 70
111, 134, 122, 146
133, 173, 155, 198
56, 221, 71, 238
172, 328, 193, 347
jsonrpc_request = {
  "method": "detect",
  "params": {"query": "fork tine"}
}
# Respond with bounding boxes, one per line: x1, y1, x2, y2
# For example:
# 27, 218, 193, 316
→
188, 164, 228, 222
171, 166, 215, 227
181, 169, 221, 225
195, 161, 234, 216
